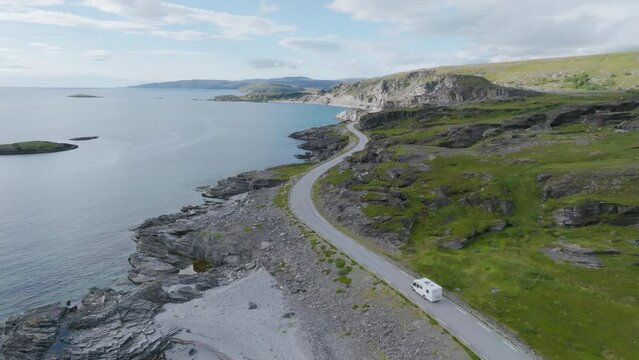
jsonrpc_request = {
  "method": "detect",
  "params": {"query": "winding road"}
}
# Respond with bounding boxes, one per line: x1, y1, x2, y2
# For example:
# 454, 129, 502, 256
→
289, 122, 533, 360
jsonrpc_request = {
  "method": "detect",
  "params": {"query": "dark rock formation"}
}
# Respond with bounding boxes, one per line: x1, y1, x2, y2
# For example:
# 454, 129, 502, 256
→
68, 136, 99, 141
502, 113, 548, 130
201, 171, 285, 200
1, 304, 66, 360
537, 169, 639, 201
437, 124, 498, 148
547, 101, 639, 127
289, 124, 349, 162
458, 194, 515, 215
553, 201, 639, 227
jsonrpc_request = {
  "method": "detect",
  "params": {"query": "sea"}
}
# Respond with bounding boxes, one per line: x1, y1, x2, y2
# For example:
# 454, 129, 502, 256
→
0, 87, 341, 320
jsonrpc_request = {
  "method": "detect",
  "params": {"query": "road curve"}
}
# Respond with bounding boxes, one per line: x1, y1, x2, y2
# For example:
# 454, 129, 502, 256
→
290, 122, 532, 360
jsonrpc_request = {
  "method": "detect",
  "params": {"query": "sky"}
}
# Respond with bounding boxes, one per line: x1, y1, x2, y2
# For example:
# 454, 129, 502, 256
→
0, 0, 637, 87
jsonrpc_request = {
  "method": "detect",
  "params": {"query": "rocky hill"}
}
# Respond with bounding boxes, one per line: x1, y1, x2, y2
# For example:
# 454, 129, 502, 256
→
302, 71, 535, 111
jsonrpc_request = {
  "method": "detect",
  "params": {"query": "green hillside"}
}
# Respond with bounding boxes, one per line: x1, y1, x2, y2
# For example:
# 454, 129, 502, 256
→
434, 51, 639, 91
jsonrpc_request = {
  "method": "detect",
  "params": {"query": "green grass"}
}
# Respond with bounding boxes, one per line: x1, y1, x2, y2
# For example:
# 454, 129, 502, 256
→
268, 163, 314, 181
192, 260, 214, 273
320, 91, 639, 359
434, 51, 639, 91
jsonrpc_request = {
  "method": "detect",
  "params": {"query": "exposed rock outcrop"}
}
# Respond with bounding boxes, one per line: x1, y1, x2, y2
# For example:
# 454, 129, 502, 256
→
289, 124, 349, 162
201, 170, 285, 200
301, 72, 535, 111
553, 201, 639, 227
540, 242, 613, 269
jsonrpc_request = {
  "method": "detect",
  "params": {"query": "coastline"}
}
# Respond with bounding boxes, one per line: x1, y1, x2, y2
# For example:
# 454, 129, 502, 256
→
0, 115, 469, 359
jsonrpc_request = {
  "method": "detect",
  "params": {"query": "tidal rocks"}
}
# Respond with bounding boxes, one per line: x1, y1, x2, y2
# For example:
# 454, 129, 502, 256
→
68, 136, 98, 141
289, 124, 349, 162
1, 304, 66, 360
553, 201, 639, 227
67, 94, 102, 98
201, 171, 285, 200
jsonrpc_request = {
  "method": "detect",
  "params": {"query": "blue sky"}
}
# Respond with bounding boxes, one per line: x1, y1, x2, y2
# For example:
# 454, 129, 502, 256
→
0, 0, 637, 87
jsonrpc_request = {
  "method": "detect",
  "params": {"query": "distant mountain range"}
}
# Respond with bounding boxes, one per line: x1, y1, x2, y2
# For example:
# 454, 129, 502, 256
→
131, 77, 355, 90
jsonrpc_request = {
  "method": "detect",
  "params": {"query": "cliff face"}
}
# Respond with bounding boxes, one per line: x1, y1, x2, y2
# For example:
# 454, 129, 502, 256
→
303, 70, 535, 111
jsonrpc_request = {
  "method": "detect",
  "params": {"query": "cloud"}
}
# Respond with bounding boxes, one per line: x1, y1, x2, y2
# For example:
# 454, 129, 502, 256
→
133, 49, 215, 56
0, 47, 22, 59
82, 0, 294, 39
0, 1, 293, 41
259, 1, 280, 13
0, 0, 62, 5
83, 49, 111, 61
328, 0, 639, 61
248, 58, 299, 69
0, 64, 32, 72
30, 41, 61, 51
279, 36, 344, 52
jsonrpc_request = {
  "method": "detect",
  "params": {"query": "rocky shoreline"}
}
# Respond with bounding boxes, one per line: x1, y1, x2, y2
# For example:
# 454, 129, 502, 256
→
0, 122, 469, 359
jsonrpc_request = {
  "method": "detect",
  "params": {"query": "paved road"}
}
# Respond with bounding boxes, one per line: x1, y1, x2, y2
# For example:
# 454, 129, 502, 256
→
290, 122, 532, 360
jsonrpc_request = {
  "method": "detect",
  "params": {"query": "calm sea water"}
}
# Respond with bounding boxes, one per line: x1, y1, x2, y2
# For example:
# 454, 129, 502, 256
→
0, 88, 341, 320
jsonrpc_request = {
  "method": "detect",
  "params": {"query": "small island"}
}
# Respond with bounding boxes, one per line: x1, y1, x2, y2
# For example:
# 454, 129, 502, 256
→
67, 94, 102, 98
0, 141, 78, 155
69, 136, 99, 141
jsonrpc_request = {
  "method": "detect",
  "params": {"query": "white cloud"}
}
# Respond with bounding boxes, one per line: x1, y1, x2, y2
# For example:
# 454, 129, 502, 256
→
0, 64, 32, 72
0, 0, 62, 5
133, 49, 215, 56
83, 49, 111, 61
0, 47, 22, 60
328, 0, 639, 61
248, 58, 299, 69
279, 36, 344, 52
0, 1, 293, 41
259, 1, 280, 13
82, 0, 294, 39
30, 41, 61, 51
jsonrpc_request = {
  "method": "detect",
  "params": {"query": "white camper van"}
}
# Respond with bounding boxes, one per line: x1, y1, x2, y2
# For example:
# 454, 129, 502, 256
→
411, 278, 443, 302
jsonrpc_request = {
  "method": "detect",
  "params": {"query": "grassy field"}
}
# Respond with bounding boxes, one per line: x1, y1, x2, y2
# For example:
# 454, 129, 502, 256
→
344, 51, 639, 93
322, 92, 639, 359
434, 51, 639, 91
